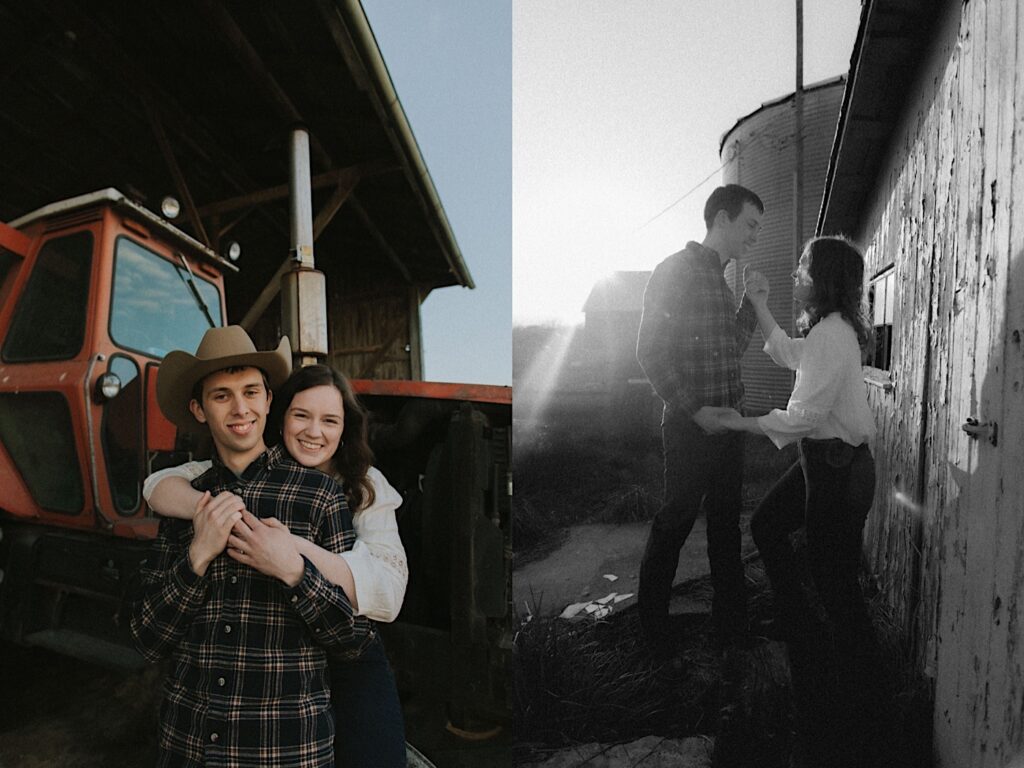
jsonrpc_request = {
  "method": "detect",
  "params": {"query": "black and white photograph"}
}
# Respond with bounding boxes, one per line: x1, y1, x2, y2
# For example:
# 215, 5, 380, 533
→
513, 2, 1024, 767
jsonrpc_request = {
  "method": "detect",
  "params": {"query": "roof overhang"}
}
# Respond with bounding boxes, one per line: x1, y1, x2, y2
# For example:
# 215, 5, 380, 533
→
0, 0, 473, 320
816, 0, 943, 237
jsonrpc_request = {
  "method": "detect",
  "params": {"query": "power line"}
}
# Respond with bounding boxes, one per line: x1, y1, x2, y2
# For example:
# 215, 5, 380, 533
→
636, 161, 728, 231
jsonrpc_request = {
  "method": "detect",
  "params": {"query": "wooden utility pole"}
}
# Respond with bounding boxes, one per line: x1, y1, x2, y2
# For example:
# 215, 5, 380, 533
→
793, 0, 805, 333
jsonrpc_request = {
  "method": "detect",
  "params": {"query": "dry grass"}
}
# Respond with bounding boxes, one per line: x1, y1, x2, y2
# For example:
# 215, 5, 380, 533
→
512, 431, 933, 767
513, 564, 934, 768
513, 567, 797, 767
513, 581, 721, 764
513, 566, 934, 767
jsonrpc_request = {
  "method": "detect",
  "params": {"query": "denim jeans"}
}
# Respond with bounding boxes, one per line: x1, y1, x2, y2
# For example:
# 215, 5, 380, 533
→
638, 408, 747, 646
751, 436, 887, 766
751, 438, 877, 650
331, 635, 406, 768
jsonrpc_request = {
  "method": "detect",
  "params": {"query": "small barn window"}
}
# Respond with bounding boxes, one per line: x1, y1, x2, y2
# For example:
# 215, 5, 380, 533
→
868, 267, 896, 370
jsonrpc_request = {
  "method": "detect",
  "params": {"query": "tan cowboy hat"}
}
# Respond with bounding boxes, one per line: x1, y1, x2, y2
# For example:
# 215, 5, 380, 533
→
157, 325, 292, 432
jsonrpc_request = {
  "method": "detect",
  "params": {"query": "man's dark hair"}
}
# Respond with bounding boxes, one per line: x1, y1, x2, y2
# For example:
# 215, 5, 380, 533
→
190, 366, 270, 405
703, 184, 764, 230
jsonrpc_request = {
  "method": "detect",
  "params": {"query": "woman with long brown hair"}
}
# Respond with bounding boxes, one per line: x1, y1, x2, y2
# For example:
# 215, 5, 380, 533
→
714, 236, 886, 766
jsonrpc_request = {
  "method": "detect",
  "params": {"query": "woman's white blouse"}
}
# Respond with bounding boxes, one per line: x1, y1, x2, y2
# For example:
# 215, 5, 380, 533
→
142, 462, 408, 623
756, 313, 877, 449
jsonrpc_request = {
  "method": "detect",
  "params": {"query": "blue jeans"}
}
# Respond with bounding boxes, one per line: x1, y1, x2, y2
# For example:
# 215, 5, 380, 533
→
331, 636, 406, 768
639, 409, 747, 646
751, 438, 886, 763
751, 438, 878, 652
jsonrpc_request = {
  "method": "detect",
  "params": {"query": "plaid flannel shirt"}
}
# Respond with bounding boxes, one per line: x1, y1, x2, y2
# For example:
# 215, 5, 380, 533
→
637, 241, 757, 419
130, 444, 373, 768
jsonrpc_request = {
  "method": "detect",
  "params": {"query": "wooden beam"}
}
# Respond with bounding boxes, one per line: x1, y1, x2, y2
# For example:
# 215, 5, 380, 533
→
196, 162, 394, 218
349, 194, 412, 283
313, 173, 359, 239
194, 0, 332, 170
32, 0, 264, 214
142, 94, 211, 247
217, 207, 256, 240
237, 173, 358, 330
332, 344, 386, 356
239, 256, 296, 331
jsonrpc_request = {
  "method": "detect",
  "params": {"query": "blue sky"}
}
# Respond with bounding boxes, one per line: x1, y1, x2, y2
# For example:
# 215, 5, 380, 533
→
360, 1, 512, 386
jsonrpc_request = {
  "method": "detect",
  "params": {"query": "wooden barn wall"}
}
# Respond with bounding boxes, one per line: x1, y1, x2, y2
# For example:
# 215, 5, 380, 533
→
324, 258, 422, 381
844, 1, 1024, 765
233, 261, 422, 381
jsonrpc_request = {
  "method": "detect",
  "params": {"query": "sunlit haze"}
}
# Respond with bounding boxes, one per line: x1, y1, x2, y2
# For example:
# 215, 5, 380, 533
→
513, 1, 862, 326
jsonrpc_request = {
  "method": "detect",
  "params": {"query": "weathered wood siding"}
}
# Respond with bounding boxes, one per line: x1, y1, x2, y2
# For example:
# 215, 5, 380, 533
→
324, 259, 423, 381
845, 1, 1024, 765
242, 266, 422, 381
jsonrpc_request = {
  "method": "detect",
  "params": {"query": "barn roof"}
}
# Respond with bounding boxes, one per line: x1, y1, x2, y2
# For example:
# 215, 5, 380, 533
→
0, 0, 473, 322
816, 0, 942, 236
582, 271, 651, 314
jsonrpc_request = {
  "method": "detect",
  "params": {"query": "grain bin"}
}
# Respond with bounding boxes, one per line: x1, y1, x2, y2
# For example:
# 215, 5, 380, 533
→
720, 76, 846, 413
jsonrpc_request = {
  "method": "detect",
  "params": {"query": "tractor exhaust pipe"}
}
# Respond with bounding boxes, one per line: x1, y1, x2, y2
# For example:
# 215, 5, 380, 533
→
281, 126, 328, 366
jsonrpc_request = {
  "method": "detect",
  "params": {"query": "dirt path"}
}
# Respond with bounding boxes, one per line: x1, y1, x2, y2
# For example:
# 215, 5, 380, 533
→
513, 519, 711, 620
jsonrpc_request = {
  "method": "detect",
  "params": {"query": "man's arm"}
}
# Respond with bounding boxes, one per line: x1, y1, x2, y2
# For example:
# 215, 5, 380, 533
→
734, 293, 759, 356
152, 471, 363, 606
129, 494, 243, 661
637, 258, 729, 434
281, 486, 373, 651
636, 257, 701, 418
129, 518, 209, 662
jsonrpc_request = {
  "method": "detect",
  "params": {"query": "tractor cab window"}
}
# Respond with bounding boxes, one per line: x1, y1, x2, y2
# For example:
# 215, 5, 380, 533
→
110, 237, 223, 359
101, 355, 143, 514
3, 231, 93, 362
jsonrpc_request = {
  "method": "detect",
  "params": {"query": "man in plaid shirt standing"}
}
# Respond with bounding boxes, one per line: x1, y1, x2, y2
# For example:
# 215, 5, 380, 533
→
131, 325, 371, 767
636, 184, 765, 655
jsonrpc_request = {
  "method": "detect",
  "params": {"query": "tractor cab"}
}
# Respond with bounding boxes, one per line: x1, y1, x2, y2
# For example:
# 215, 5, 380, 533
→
0, 189, 233, 535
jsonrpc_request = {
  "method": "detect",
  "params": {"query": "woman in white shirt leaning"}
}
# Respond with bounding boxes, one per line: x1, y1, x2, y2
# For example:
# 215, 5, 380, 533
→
713, 237, 886, 753
144, 364, 408, 768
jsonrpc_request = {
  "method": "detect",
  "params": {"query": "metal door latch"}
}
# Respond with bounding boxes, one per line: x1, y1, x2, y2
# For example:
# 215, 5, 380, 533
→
962, 418, 998, 446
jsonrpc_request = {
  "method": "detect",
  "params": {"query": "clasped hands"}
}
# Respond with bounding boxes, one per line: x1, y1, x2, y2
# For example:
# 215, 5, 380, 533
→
188, 490, 305, 586
692, 405, 745, 435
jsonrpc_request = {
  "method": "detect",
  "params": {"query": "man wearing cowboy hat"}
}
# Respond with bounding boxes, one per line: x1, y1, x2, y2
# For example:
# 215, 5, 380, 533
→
130, 325, 371, 768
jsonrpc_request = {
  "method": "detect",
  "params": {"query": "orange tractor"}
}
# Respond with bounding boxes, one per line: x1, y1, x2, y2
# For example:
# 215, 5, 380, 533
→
0, 185, 511, 737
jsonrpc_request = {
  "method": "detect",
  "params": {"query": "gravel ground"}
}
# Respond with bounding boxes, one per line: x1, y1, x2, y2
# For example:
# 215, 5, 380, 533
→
0, 640, 509, 768
0, 641, 159, 768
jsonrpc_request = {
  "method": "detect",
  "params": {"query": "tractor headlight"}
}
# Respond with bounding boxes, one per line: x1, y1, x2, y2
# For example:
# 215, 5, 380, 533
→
97, 372, 122, 401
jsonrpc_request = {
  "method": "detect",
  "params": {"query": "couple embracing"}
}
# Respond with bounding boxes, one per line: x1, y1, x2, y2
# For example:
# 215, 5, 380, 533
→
130, 325, 407, 767
637, 184, 887, 761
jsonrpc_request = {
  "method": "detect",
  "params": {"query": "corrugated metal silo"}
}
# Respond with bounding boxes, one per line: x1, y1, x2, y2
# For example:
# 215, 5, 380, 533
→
720, 76, 846, 413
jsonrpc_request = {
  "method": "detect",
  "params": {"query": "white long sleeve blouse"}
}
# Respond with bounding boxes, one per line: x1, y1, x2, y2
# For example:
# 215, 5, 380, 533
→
143, 462, 408, 623
756, 312, 876, 449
